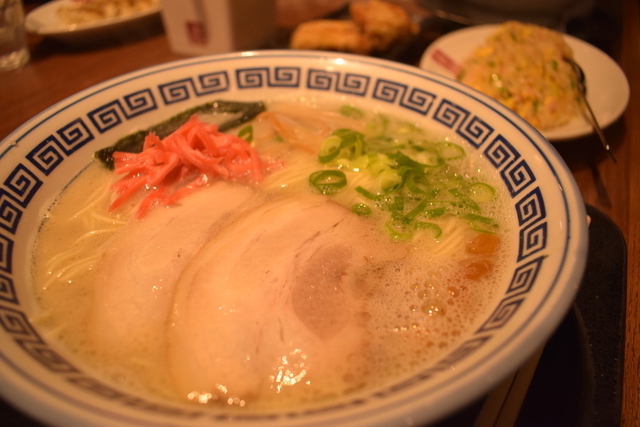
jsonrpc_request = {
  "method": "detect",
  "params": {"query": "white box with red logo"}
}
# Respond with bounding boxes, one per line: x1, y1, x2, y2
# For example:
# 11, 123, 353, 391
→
160, 0, 277, 56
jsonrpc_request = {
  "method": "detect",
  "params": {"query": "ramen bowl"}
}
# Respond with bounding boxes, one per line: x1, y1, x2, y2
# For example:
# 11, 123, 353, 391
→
0, 50, 587, 426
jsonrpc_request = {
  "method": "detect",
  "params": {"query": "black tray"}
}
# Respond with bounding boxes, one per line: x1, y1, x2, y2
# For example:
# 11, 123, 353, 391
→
435, 204, 626, 426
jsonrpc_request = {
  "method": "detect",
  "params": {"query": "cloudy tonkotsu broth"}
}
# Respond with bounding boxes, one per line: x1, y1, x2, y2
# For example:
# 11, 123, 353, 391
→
32, 101, 513, 412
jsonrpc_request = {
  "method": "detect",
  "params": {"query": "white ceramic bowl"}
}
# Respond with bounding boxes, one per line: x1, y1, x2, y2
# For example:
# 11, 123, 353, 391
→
0, 50, 588, 426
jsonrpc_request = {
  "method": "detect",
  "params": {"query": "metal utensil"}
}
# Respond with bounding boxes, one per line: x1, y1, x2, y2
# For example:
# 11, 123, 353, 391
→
564, 56, 617, 164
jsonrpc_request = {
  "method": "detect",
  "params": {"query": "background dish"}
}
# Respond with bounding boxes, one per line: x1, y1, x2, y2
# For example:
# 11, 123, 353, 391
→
25, 0, 161, 42
0, 50, 587, 426
417, 0, 595, 27
419, 25, 630, 141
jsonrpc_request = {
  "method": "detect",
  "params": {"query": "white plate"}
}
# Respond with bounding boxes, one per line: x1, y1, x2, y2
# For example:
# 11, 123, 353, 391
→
419, 25, 630, 141
25, 0, 161, 42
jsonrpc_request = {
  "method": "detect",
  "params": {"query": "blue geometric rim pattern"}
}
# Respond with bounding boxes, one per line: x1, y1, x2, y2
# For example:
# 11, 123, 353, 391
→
0, 62, 549, 420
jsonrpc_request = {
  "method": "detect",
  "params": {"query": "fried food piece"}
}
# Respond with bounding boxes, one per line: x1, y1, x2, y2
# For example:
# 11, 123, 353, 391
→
350, 0, 419, 51
290, 19, 373, 54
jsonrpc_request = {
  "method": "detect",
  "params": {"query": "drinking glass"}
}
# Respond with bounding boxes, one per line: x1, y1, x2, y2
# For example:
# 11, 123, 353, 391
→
0, 0, 29, 71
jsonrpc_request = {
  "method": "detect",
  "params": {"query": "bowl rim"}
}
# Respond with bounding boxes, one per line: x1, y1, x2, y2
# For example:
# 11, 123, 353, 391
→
0, 49, 589, 427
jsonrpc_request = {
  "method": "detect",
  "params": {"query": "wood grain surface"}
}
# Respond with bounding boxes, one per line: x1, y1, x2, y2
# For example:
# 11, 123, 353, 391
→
1, 0, 637, 425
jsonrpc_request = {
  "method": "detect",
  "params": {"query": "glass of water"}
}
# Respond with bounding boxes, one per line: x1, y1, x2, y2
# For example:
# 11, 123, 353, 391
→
0, 0, 29, 71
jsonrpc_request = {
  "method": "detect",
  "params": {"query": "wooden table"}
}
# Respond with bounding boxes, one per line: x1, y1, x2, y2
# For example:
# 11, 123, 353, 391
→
1, 0, 638, 425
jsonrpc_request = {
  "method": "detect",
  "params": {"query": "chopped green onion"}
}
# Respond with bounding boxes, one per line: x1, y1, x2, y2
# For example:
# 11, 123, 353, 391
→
367, 153, 394, 176
351, 203, 372, 216
309, 170, 347, 195
467, 182, 496, 203
340, 105, 365, 119
334, 129, 365, 156
392, 196, 404, 213
384, 221, 413, 241
448, 188, 480, 211
405, 203, 447, 222
355, 186, 381, 200
393, 151, 440, 171
238, 125, 253, 143
424, 207, 446, 218
404, 170, 429, 195
309, 107, 502, 241
366, 114, 390, 136
336, 154, 369, 171
318, 129, 365, 164
415, 221, 443, 239
461, 213, 499, 234
378, 169, 403, 192
437, 142, 465, 160
413, 149, 441, 167
405, 199, 430, 221
318, 135, 343, 163
461, 213, 498, 225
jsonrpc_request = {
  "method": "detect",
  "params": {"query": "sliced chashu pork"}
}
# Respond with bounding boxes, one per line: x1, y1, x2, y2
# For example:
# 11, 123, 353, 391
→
88, 182, 255, 356
167, 194, 402, 404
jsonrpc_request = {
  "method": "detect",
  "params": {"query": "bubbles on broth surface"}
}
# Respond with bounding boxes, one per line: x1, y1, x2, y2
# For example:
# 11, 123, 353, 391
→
31, 101, 515, 411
